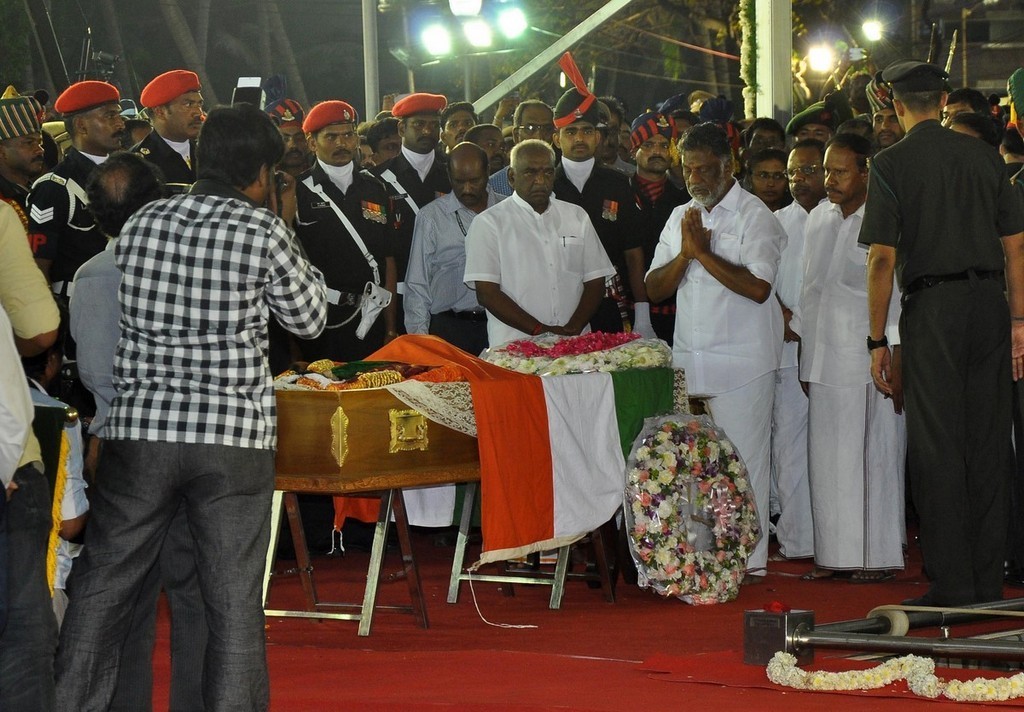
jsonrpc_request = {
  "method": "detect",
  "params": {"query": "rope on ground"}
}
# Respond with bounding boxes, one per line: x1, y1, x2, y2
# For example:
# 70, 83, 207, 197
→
466, 570, 538, 630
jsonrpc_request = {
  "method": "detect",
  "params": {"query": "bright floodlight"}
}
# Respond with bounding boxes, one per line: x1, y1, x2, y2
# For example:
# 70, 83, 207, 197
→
449, 0, 482, 16
463, 18, 493, 48
863, 20, 884, 42
422, 24, 452, 56
808, 44, 836, 73
497, 7, 528, 39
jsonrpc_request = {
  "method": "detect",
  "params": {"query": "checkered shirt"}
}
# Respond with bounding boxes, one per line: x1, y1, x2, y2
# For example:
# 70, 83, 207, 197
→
105, 186, 327, 450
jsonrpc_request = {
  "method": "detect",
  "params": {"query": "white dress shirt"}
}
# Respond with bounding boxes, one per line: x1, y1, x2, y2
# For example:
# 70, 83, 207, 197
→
774, 200, 814, 369
405, 189, 504, 334
647, 181, 786, 395
464, 191, 615, 348
792, 201, 871, 387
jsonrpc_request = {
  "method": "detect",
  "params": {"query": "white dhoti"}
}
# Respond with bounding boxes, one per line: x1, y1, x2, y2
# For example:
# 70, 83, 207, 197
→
771, 365, 813, 558
704, 371, 776, 573
807, 382, 905, 570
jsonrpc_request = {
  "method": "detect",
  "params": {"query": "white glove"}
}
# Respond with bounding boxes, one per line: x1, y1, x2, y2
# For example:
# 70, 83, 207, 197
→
632, 302, 657, 340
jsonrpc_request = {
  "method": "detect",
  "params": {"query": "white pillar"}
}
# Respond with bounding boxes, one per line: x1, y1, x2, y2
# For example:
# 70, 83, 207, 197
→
754, 0, 793, 123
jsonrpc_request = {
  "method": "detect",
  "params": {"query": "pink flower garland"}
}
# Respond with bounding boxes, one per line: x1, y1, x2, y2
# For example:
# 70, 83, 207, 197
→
500, 331, 641, 359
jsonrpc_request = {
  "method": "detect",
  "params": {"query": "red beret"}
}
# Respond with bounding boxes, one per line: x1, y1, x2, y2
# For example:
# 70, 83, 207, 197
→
391, 93, 446, 118
54, 81, 121, 115
302, 100, 359, 134
140, 70, 201, 109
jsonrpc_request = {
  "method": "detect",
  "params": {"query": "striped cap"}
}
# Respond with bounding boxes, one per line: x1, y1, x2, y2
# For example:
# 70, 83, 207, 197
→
0, 86, 43, 141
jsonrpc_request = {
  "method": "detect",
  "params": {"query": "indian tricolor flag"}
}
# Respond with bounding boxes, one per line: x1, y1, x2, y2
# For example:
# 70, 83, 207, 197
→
363, 336, 675, 565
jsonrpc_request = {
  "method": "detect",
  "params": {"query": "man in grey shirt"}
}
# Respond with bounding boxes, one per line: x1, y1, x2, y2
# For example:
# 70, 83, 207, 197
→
405, 142, 503, 355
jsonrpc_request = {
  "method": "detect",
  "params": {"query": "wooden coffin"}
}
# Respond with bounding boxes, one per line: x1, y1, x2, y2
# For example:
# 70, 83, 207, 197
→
275, 388, 480, 495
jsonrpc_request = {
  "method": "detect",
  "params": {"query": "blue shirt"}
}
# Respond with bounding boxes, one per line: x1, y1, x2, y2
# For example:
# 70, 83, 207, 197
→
70, 241, 119, 438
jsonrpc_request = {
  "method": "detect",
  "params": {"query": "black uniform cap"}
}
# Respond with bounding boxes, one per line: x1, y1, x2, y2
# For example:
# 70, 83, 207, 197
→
881, 61, 949, 93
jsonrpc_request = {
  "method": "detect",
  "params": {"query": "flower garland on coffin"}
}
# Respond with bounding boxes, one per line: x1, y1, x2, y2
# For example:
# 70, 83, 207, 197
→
768, 651, 1024, 702
625, 415, 760, 605
484, 331, 672, 375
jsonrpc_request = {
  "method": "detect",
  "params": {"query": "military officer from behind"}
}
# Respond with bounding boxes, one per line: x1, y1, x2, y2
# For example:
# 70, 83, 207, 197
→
862, 61, 1024, 606
27, 80, 124, 288
295, 100, 398, 361
133, 69, 204, 187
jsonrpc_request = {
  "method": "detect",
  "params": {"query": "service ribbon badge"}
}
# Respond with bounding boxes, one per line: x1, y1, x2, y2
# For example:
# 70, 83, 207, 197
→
602, 199, 618, 222
361, 200, 387, 224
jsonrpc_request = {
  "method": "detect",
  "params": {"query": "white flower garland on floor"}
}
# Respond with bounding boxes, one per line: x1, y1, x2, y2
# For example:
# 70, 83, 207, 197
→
767, 651, 1024, 701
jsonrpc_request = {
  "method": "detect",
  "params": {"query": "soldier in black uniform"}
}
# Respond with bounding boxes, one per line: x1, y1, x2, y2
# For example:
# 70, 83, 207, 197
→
133, 70, 204, 188
861, 60, 1024, 606
295, 100, 397, 361
628, 111, 689, 344
0, 88, 46, 222
550, 81, 652, 337
27, 80, 124, 290
372, 92, 450, 299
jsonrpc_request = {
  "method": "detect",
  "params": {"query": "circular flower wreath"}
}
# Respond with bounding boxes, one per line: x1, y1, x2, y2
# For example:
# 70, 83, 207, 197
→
625, 415, 760, 605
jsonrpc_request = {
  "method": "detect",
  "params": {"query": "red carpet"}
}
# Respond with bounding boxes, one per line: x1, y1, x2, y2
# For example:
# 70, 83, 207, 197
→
149, 528, 1024, 710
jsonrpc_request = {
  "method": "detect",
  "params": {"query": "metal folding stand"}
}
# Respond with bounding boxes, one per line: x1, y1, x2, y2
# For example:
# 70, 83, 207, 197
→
744, 597, 1024, 666
262, 488, 428, 636
446, 482, 617, 609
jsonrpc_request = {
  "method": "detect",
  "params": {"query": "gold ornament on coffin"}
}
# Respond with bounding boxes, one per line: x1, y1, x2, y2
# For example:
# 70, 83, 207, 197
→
330, 406, 349, 467
389, 409, 428, 453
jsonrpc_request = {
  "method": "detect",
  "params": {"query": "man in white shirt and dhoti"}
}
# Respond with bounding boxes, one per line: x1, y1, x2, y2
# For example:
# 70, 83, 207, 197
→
792, 133, 905, 582
646, 123, 786, 580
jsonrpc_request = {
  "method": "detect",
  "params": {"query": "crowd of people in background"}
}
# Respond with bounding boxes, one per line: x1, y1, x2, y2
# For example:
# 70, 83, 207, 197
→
2, 54, 1024, 710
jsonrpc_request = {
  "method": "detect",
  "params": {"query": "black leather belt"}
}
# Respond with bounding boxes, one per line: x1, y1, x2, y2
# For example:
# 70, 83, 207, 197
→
439, 309, 487, 322
904, 269, 1003, 296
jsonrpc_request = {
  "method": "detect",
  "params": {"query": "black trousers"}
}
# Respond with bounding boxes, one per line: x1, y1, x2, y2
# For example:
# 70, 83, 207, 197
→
429, 312, 488, 357
902, 278, 1013, 604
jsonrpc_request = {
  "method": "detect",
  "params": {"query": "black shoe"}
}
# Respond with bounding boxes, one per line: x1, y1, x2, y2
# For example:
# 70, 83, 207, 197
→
1005, 566, 1024, 588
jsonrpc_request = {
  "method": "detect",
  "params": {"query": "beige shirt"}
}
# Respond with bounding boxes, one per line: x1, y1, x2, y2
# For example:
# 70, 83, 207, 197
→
0, 201, 61, 467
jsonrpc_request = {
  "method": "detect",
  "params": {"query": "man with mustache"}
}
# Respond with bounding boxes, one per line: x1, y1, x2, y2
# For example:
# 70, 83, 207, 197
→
646, 122, 786, 582
440, 101, 477, 153
294, 99, 398, 360
792, 133, 906, 582
552, 87, 652, 338
267, 98, 312, 179
769, 138, 826, 563
866, 74, 905, 150
628, 110, 688, 344
405, 142, 502, 355
27, 81, 125, 289
464, 139, 614, 349
132, 70, 204, 187
0, 89, 46, 221
373, 93, 450, 309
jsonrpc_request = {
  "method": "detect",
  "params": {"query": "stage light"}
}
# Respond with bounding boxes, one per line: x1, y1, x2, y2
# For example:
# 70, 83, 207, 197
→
807, 44, 836, 73
463, 18, 493, 48
862, 20, 883, 43
449, 0, 482, 16
497, 7, 528, 39
421, 24, 452, 56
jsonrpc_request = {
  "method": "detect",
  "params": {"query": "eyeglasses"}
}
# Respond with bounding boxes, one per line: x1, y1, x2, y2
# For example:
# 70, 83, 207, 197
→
786, 165, 822, 178
515, 123, 554, 135
753, 171, 786, 181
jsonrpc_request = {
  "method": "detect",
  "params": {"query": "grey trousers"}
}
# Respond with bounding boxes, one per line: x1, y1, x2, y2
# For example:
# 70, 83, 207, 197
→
56, 440, 274, 712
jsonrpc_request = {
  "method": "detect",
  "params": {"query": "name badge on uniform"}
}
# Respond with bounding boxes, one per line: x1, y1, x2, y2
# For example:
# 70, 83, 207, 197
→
311, 200, 330, 210
602, 199, 619, 222
361, 200, 387, 224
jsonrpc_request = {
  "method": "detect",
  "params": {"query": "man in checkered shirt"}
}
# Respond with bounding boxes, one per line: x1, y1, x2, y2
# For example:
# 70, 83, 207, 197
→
55, 104, 327, 711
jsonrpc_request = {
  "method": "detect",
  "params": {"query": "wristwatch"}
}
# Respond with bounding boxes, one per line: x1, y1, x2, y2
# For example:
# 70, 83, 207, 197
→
866, 335, 888, 352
